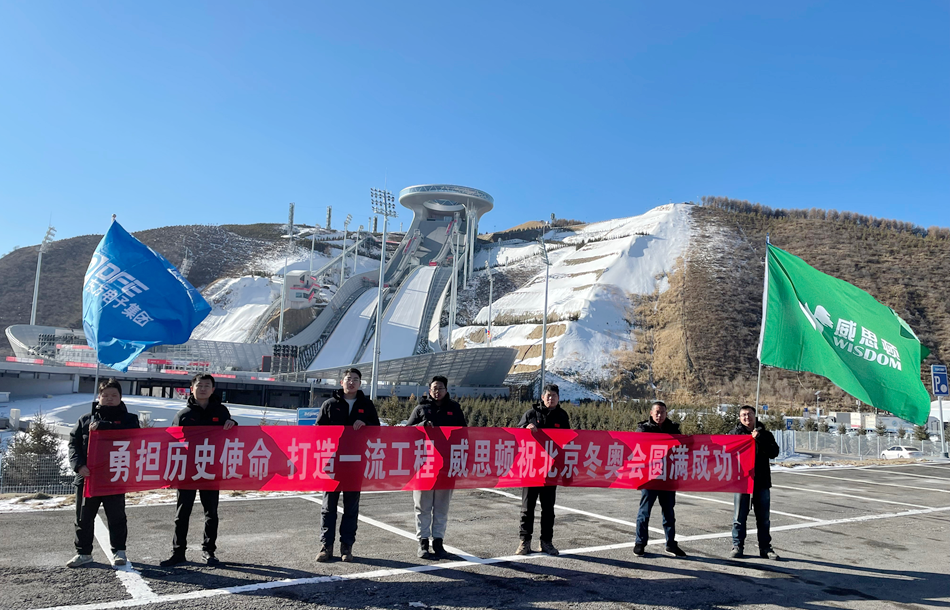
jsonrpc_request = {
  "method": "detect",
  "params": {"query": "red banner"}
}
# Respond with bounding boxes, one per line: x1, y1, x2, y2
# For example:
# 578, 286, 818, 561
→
86, 426, 754, 496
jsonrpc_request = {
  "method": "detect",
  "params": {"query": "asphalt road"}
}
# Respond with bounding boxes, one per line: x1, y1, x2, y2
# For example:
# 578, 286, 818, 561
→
1, 462, 948, 610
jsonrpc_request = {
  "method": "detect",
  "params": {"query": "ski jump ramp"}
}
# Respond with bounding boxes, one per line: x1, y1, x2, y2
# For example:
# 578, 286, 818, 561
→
284, 184, 503, 380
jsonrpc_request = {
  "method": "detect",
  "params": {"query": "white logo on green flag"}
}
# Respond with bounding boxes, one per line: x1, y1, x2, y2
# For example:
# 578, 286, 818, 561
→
758, 244, 930, 425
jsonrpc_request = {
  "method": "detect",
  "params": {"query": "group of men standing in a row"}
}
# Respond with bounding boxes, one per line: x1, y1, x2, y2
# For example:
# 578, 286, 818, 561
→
67, 370, 779, 568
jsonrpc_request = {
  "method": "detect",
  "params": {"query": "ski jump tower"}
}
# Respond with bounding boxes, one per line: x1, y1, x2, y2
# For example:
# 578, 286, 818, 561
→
283, 184, 513, 388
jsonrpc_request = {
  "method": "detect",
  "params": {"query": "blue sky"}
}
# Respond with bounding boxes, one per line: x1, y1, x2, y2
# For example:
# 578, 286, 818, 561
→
1, 1, 947, 257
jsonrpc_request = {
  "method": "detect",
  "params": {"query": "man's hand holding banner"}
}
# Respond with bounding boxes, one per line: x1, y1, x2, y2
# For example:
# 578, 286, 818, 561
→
86, 426, 754, 496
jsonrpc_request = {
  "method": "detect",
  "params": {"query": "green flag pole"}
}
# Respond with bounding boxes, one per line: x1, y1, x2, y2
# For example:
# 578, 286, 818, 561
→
754, 234, 770, 410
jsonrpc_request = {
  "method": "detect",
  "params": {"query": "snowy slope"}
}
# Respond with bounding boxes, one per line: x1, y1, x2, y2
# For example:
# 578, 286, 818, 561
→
191, 236, 380, 344
459, 203, 693, 382
191, 276, 278, 342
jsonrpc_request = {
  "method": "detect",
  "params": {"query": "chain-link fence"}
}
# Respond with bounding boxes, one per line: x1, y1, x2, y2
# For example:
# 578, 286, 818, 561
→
0, 454, 74, 495
776, 430, 949, 461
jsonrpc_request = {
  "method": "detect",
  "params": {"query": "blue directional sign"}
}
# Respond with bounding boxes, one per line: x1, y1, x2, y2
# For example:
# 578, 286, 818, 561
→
932, 365, 949, 397
296, 408, 321, 426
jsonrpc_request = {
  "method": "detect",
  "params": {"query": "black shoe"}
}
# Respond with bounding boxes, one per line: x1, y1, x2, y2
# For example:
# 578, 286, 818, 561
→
160, 552, 187, 567
633, 544, 646, 556
202, 550, 220, 566
340, 544, 354, 563
417, 538, 431, 559
730, 547, 744, 558
665, 543, 687, 557
432, 538, 447, 558
759, 548, 780, 560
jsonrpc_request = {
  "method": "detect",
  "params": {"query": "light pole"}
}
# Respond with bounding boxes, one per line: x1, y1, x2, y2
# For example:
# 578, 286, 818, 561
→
340, 214, 352, 287
485, 259, 494, 347
278, 202, 294, 343
370, 188, 396, 400
815, 390, 821, 418
448, 213, 460, 351
353, 225, 363, 274
30, 225, 56, 325
538, 230, 551, 399
308, 221, 317, 280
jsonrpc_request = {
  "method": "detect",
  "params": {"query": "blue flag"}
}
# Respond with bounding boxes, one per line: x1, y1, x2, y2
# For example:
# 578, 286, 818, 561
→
82, 221, 211, 371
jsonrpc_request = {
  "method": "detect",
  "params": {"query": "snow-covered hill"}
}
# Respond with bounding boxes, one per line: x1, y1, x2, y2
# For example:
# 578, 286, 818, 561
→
456, 203, 693, 382
187, 204, 692, 387
191, 233, 380, 342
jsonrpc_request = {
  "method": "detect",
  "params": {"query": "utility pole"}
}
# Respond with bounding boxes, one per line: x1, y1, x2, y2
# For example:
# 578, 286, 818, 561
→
369, 188, 396, 400
30, 225, 56, 325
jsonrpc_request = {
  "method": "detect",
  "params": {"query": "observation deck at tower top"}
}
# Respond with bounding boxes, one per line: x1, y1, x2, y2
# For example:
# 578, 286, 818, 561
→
398, 184, 494, 222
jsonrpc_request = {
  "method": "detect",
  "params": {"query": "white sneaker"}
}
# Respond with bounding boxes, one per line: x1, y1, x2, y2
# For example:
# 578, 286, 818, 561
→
67, 554, 93, 568
113, 550, 127, 566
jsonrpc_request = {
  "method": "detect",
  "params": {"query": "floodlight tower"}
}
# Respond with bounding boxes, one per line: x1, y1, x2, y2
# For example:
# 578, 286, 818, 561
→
369, 187, 396, 400
353, 225, 363, 274
340, 214, 352, 286
538, 230, 551, 399
278, 202, 294, 342
485, 259, 494, 347
448, 213, 461, 351
30, 225, 56, 325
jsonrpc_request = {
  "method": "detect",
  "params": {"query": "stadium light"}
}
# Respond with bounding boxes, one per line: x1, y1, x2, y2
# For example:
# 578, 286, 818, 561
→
30, 225, 56, 325
369, 187, 396, 400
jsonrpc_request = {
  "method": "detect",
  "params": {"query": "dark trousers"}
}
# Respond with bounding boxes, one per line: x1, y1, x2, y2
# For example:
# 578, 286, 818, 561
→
321, 491, 361, 547
520, 486, 557, 542
732, 489, 771, 550
173, 489, 219, 553
74, 481, 127, 555
635, 489, 676, 545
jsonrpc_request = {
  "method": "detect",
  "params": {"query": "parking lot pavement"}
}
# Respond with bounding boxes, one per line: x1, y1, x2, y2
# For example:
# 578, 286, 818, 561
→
1, 464, 948, 610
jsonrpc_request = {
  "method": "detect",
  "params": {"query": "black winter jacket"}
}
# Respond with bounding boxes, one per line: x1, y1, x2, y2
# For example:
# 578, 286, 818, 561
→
407, 395, 467, 427
316, 389, 380, 426
518, 403, 571, 430
636, 417, 681, 435
68, 401, 140, 486
732, 421, 779, 491
172, 392, 235, 427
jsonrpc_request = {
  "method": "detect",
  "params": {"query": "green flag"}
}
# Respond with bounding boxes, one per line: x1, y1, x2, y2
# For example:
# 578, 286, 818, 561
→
758, 243, 930, 425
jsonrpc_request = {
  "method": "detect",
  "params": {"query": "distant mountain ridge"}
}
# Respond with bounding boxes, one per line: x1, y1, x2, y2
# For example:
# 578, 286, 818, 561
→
2, 202, 949, 413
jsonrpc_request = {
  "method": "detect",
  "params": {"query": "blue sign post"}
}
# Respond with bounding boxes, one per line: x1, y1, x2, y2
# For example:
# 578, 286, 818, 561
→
296, 408, 321, 426
931, 365, 949, 457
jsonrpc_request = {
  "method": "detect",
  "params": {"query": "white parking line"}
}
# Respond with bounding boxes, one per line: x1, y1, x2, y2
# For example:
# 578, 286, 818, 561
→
859, 468, 950, 482
94, 516, 156, 600
772, 484, 932, 508
298, 495, 487, 564
785, 472, 950, 494
676, 493, 824, 522
479, 487, 665, 535
41, 504, 950, 610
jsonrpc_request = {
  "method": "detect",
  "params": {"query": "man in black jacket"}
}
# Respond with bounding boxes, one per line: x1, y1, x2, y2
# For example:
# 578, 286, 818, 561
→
67, 378, 140, 568
407, 375, 466, 559
516, 383, 570, 556
633, 400, 687, 557
315, 368, 380, 563
731, 405, 781, 559
161, 374, 237, 567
